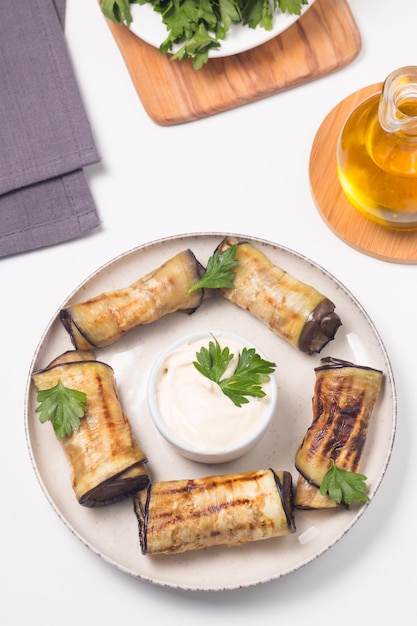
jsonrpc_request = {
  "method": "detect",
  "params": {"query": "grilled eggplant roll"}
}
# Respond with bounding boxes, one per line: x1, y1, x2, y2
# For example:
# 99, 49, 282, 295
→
32, 350, 149, 507
134, 468, 295, 555
60, 249, 205, 350
215, 237, 341, 354
294, 356, 383, 509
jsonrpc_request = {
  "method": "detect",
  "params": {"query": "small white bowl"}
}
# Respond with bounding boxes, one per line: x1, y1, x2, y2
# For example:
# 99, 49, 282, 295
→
147, 330, 277, 464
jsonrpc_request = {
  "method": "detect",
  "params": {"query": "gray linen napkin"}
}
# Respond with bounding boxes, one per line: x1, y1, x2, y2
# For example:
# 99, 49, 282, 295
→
0, 0, 101, 258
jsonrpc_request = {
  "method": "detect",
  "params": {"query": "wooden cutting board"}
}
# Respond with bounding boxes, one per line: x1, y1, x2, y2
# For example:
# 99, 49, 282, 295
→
105, 0, 361, 125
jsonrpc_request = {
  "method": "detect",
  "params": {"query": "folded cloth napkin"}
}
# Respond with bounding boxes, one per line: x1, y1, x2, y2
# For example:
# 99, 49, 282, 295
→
0, 0, 101, 258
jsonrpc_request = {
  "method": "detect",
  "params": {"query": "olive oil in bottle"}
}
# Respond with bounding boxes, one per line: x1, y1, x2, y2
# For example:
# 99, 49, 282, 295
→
337, 66, 417, 230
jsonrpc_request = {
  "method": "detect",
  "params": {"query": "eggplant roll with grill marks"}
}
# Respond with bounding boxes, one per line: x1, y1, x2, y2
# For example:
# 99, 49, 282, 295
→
60, 249, 205, 350
294, 357, 384, 509
215, 237, 341, 354
134, 468, 295, 555
32, 350, 149, 507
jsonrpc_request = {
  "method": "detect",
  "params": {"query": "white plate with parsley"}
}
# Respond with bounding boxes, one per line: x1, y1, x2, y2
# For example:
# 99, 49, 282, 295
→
25, 233, 396, 591
101, 1, 315, 69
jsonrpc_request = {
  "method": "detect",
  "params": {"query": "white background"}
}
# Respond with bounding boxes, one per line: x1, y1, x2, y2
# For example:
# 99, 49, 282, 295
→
1, 0, 415, 623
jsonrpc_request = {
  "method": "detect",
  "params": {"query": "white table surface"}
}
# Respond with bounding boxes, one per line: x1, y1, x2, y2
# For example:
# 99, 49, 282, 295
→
1, 0, 415, 623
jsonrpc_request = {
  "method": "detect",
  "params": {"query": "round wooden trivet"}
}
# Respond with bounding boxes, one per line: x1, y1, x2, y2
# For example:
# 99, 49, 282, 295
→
309, 82, 417, 264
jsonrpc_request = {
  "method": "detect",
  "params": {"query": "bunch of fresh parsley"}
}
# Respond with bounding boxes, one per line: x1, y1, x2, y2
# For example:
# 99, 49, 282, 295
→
100, 0, 310, 69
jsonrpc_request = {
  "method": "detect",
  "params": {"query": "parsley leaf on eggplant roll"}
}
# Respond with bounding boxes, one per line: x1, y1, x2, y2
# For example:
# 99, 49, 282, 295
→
60, 249, 205, 350
215, 237, 342, 354
134, 468, 295, 555
32, 350, 149, 507
294, 357, 384, 509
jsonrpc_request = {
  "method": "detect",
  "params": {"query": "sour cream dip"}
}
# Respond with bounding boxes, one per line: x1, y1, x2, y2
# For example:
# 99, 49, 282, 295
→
147, 330, 277, 463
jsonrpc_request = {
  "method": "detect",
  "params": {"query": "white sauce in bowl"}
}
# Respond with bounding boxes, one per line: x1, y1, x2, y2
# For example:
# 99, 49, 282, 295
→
148, 331, 277, 463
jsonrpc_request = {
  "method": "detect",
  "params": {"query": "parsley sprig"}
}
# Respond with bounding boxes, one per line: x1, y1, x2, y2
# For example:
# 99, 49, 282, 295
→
35, 380, 87, 438
320, 460, 370, 505
100, 1, 310, 69
187, 244, 239, 294
193, 336, 276, 407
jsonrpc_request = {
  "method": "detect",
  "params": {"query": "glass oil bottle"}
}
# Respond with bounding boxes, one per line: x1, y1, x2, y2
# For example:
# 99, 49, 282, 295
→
337, 66, 417, 230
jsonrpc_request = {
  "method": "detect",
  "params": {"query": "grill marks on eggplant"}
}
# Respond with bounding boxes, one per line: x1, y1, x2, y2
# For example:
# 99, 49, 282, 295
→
146, 476, 261, 525
309, 377, 367, 469
215, 237, 341, 354
60, 249, 205, 350
32, 350, 149, 507
294, 357, 384, 509
134, 469, 295, 555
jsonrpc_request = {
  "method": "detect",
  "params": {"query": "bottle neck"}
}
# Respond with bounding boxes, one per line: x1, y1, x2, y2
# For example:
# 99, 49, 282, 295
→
378, 66, 417, 137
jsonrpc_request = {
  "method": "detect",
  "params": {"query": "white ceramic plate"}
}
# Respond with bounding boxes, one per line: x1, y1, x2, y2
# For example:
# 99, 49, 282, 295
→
129, 1, 316, 58
25, 233, 396, 591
